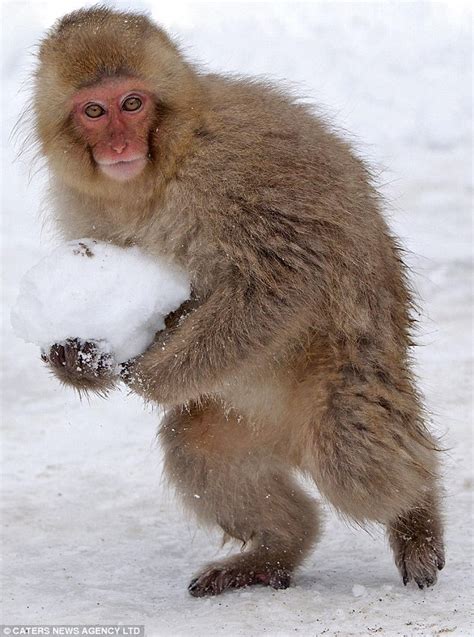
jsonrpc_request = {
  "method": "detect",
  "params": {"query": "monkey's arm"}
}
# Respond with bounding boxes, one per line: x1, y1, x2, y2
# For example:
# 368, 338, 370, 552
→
122, 273, 310, 405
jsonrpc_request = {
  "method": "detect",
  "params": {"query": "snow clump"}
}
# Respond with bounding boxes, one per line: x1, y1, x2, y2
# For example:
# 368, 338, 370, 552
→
11, 239, 191, 364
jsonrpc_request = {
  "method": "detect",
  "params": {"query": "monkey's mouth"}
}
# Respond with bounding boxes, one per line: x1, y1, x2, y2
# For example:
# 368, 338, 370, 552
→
97, 157, 147, 182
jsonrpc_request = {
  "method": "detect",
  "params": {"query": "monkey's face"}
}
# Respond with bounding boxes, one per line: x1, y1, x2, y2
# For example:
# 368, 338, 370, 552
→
34, 7, 202, 195
71, 78, 154, 182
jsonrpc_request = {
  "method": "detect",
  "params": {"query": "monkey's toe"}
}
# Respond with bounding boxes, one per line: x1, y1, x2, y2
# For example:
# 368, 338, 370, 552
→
188, 565, 291, 597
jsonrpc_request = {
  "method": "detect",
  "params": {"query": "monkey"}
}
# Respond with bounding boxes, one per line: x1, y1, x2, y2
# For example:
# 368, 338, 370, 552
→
33, 7, 445, 597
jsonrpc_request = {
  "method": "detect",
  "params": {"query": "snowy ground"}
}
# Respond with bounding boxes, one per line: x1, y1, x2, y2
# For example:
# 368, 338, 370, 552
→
1, 1, 472, 635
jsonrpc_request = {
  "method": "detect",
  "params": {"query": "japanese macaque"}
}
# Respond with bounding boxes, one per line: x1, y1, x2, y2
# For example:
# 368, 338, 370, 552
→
35, 7, 445, 596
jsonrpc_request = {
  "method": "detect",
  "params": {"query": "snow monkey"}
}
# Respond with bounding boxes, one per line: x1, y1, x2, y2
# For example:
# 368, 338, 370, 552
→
36, 7, 445, 596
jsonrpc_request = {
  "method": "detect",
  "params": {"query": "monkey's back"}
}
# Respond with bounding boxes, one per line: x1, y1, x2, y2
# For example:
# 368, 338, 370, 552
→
185, 74, 413, 354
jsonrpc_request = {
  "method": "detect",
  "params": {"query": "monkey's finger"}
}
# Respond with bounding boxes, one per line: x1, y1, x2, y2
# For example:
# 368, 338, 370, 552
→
80, 339, 98, 357
119, 357, 139, 382
64, 339, 81, 371
49, 343, 66, 367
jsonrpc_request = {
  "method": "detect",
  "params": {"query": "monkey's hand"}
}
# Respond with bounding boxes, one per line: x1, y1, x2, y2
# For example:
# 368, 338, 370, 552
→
42, 338, 118, 396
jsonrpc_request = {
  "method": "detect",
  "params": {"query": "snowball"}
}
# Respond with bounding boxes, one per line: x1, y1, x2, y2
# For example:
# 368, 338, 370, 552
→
11, 239, 191, 364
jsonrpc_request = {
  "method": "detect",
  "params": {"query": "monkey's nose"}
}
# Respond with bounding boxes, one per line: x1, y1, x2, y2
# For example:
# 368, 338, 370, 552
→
110, 140, 127, 154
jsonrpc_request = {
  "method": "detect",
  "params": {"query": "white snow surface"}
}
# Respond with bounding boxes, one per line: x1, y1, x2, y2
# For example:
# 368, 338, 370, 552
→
11, 239, 190, 364
1, 2, 472, 636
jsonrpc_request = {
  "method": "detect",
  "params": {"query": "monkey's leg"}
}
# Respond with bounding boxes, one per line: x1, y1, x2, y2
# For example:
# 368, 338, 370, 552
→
160, 401, 320, 597
306, 364, 444, 588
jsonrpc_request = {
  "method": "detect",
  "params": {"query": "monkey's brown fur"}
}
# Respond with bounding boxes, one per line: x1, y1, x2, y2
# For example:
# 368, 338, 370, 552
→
35, 7, 445, 596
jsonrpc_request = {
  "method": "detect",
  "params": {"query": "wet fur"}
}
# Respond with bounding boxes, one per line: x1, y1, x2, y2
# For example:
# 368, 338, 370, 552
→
36, 7, 444, 596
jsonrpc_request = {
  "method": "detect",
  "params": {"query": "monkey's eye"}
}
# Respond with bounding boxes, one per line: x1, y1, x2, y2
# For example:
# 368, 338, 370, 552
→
84, 103, 105, 118
122, 96, 142, 112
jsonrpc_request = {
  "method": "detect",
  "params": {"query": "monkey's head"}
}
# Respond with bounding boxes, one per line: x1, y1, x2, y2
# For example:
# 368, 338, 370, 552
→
34, 7, 202, 194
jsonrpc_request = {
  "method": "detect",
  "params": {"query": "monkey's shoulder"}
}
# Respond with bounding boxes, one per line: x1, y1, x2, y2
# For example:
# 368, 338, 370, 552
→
200, 74, 348, 151
203, 73, 309, 118
180, 74, 380, 235
194, 74, 373, 199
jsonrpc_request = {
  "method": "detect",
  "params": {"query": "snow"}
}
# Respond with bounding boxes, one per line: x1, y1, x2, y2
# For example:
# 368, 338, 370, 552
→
1, 1, 472, 636
11, 239, 190, 364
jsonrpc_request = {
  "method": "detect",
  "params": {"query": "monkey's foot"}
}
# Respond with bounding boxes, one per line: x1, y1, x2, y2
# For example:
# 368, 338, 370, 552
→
188, 563, 291, 597
391, 531, 445, 589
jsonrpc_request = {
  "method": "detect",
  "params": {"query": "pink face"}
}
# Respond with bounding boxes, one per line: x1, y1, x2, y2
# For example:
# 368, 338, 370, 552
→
72, 78, 155, 182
